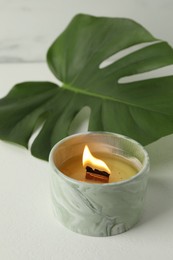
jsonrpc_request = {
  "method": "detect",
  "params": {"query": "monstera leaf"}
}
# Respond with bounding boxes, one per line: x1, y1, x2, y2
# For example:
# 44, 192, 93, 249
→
1, 14, 173, 161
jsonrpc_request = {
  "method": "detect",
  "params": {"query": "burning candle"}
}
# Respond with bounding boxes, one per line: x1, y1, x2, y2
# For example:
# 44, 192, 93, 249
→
49, 132, 149, 236
59, 145, 139, 183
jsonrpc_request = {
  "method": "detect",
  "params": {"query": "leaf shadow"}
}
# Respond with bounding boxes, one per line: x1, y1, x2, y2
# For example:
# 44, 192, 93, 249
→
145, 133, 173, 174
139, 177, 173, 225
137, 134, 173, 226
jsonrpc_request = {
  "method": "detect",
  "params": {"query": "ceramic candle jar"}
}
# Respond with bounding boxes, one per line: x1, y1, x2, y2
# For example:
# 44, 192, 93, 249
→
49, 132, 150, 236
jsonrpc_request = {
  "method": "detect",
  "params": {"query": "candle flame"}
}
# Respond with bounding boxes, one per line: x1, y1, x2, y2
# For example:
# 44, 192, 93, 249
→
82, 145, 111, 174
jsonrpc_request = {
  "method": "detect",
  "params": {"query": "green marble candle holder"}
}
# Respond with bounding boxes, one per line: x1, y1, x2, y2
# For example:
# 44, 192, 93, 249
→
49, 132, 150, 236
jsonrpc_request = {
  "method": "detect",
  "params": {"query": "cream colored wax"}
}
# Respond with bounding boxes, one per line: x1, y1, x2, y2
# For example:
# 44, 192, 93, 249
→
59, 152, 140, 184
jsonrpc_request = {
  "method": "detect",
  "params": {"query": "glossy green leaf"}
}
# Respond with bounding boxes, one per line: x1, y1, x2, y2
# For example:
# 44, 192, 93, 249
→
0, 14, 173, 160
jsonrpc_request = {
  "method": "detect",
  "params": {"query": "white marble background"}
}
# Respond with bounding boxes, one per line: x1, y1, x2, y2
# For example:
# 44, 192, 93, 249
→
0, 0, 173, 63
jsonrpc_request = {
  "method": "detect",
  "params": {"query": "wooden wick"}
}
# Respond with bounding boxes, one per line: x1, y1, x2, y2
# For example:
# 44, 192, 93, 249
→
85, 166, 110, 183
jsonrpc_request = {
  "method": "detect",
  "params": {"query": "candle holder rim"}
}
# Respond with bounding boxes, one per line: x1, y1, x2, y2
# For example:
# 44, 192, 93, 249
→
49, 131, 150, 187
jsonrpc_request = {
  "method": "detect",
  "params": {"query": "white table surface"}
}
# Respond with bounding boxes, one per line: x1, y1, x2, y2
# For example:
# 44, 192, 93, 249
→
0, 63, 173, 260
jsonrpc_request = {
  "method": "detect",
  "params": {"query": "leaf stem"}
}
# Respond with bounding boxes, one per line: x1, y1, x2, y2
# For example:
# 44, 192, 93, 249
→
62, 83, 116, 101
